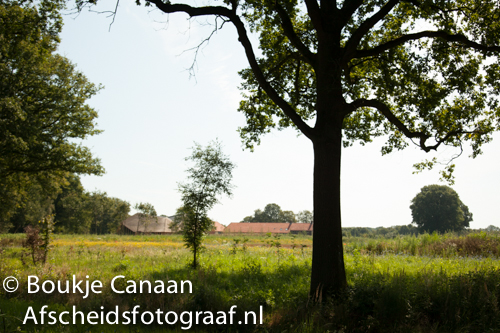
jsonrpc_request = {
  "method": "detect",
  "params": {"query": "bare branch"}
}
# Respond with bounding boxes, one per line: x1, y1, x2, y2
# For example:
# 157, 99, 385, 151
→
146, 0, 315, 139
147, 0, 234, 18
109, 0, 120, 31
69, 0, 122, 27
178, 16, 228, 79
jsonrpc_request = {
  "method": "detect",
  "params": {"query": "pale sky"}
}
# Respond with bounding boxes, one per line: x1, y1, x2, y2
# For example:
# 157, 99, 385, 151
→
57, 1, 500, 228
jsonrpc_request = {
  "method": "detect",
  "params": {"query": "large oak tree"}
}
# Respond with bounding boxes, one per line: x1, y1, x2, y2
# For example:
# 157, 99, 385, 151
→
83, 0, 500, 298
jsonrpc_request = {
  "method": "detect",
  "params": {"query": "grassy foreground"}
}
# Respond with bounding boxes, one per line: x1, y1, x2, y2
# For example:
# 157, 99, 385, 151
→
0, 232, 499, 332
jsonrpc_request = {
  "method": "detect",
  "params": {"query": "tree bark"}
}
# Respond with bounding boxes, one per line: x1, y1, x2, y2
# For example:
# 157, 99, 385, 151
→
193, 244, 197, 269
310, 124, 347, 300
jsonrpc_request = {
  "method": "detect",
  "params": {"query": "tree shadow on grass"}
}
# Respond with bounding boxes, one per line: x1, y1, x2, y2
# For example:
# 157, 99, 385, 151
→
142, 260, 311, 332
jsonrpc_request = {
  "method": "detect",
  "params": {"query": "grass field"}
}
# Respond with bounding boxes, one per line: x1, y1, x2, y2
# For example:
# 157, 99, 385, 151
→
1, 231, 499, 332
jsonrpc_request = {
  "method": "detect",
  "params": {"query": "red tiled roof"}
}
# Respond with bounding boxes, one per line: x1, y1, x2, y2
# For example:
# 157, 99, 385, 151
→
289, 223, 313, 231
212, 221, 225, 232
225, 222, 292, 233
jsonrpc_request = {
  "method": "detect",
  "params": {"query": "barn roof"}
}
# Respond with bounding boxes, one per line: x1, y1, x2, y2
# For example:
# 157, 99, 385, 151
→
289, 223, 313, 231
224, 222, 292, 233
212, 221, 226, 233
224, 222, 313, 234
122, 213, 174, 233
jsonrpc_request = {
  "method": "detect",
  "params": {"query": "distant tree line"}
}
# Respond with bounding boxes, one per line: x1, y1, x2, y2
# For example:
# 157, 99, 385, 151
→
242, 203, 313, 223
342, 225, 419, 238
3, 173, 130, 234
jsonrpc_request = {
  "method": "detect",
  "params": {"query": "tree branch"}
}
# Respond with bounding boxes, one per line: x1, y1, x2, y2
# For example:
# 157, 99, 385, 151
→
147, 0, 315, 139
339, 0, 364, 27
147, 0, 233, 18
343, 0, 401, 60
274, 2, 317, 68
231, 14, 315, 139
350, 98, 485, 152
350, 98, 432, 151
303, 0, 322, 32
179, 17, 229, 79
353, 30, 500, 59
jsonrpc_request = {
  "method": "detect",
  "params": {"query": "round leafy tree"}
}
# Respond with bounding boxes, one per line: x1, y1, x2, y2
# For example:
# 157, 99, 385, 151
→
410, 185, 472, 233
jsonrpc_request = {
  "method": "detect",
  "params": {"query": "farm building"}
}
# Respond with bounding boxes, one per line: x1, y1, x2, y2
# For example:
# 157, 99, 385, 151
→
121, 213, 226, 234
289, 222, 313, 234
224, 222, 313, 235
121, 214, 175, 234
210, 221, 226, 234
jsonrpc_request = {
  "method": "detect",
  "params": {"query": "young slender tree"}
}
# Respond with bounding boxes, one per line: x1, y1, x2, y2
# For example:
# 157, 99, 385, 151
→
178, 140, 235, 268
133, 202, 157, 234
82, 0, 500, 299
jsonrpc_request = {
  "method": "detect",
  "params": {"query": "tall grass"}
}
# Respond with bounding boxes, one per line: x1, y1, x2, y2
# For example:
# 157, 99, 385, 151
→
345, 231, 500, 257
0, 232, 499, 332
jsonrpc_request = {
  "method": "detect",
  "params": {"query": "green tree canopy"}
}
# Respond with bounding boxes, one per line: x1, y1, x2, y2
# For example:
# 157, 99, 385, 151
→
297, 210, 313, 223
0, 0, 104, 226
4, 173, 130, 234
243, 203, 298, 222
410, 184, 472, 233
1, 0, 103, 177
5, 173, 62, 232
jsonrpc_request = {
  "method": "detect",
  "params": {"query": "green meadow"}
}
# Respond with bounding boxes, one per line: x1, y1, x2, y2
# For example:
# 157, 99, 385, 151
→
1, 231, 499, 332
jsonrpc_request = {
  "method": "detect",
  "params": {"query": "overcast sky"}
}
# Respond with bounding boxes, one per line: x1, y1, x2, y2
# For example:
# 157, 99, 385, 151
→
57, 1, 500, 228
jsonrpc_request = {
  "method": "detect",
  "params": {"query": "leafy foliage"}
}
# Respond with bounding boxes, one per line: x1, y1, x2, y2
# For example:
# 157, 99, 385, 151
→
169, 205, 191, 233
410, 184, 472, 233
178, 140, 235, 268
243, 203, 299, 222
2, 172, 61, 232
0, 0, 103, 177
5, 173, 131, 234
297, 210, 313, 224
0, 0, 103, 229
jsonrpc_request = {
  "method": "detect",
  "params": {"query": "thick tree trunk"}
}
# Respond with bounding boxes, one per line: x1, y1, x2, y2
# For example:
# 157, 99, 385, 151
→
310, 125, 347, 300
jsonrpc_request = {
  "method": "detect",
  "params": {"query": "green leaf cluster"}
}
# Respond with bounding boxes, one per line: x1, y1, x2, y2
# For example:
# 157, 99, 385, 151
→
242, 202, 304, 223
